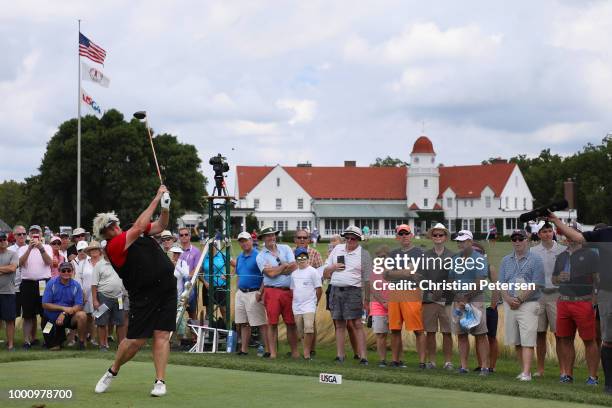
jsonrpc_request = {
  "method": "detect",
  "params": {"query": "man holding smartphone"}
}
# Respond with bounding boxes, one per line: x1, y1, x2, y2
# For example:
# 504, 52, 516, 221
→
17, 225, 52, 350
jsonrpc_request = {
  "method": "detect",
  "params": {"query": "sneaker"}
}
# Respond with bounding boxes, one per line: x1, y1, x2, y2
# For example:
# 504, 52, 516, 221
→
236, 351, 248, 356
489, 368, 495, 374
108, 336, 115, 343
458, 367, 469, 374
7, 346, 15, 352
418, 362, 427, 370
359, 358, 369, 366
99, 345, 110, 352
479, 368, 490, 376
586, 376, 599, 385
334, 356, 345, 364
310, 350, 316, 357
518, 373, 532, 382
90, 338, 99, 347
473, 366, 482, 372
426, 362, 436, 369
67, 340, 76, 347
391, 361, 407, 368
95, 369, 116, 393
378, 360, 387, 368
533, 372, 543, 378
559, 374, 574, 384
151, 380, 166, 397
262, 352, 271, 358
353, 354, 360, 360
49, 345, 61, 351
22, 342, 31, 351
443, 362, 454, 371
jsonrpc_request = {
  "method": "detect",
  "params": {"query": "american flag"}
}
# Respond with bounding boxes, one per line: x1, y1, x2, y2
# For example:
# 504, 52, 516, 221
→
79, 32, 106, 65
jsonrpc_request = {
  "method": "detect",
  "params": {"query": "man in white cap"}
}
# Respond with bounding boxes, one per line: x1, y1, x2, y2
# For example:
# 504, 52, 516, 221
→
422, 223, 455, 370
256, 226, 298, 359
67, 228, 88, 262
160, 230, 176, 260
93, 185, 174, 397
323, 225, 371, 364
449, 230, 490, 375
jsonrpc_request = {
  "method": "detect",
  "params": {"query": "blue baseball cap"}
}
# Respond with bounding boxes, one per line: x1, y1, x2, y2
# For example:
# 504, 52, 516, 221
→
294, 247, 309, 258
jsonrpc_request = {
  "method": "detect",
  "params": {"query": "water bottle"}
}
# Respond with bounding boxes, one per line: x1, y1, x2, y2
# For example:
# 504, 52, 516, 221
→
361, 309, 367, 325
226, 330, 236, 353
257, 344, 265, 357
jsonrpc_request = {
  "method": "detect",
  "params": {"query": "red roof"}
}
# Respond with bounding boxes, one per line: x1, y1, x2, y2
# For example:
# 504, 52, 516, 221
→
433, 203, 443, 210
409, 203, 419, 210
236, 166, 406, 199
438, 163, 516, 198
411, 136, 435, 154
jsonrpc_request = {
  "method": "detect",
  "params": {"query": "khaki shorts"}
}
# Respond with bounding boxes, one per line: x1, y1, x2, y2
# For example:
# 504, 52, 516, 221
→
504, 301, 539, 347
537, 291, 559, 332
451, 302, 488, 336
295, 312, 316, 336
372, 315, 389, 334
235, 290, 267, 327
423, 303, 452, 334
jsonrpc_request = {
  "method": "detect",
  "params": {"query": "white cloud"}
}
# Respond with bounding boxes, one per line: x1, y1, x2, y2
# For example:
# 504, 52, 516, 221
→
276, 99, 317, 125
226, 120, 278, 136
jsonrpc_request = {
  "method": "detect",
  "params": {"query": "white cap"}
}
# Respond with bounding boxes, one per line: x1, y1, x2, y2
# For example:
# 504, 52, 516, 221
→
341, 225, 364, 240
454, 230, 473, 241
76, 241, 89, 251
169, 246, 183, 254
237, 231, 252, 241
72, 227, 87, 236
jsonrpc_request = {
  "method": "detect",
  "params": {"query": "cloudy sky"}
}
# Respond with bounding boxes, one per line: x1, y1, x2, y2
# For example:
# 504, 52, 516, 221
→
1, 0, 611, 194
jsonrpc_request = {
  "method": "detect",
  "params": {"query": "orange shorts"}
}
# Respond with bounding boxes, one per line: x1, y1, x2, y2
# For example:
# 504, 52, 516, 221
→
388, 301, 424, 331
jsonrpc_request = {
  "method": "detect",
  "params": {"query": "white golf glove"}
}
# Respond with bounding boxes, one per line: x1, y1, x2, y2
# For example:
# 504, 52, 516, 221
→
161, 192, 171, 209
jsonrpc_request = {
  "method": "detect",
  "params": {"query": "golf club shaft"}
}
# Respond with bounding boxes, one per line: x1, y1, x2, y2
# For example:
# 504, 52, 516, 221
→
145, 119, 163, 184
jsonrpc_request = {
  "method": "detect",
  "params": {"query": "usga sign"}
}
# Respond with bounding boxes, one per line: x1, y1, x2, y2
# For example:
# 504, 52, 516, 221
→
319, 373, 342, 384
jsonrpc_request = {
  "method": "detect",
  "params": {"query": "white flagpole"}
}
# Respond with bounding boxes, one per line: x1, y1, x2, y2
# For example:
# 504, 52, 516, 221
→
77, 19, 82, 228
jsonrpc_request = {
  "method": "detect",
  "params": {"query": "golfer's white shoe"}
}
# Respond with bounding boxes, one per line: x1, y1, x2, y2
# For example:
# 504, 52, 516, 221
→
151, 380, 166, 397
95, 370, 115, 393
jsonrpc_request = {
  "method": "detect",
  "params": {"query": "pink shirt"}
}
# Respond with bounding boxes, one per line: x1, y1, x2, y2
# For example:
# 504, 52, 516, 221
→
18, 244, 52, 280
369, 265, 389, 316
50, 252, 65, 278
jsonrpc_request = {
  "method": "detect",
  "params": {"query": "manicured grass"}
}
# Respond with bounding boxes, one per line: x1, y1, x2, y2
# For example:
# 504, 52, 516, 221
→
0, 343, 610, 407
0, 358, 605, 408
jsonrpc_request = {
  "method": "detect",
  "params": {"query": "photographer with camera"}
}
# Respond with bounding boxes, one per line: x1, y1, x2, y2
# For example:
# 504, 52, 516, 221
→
17, 225, 53, 350
548, 212, 612, 394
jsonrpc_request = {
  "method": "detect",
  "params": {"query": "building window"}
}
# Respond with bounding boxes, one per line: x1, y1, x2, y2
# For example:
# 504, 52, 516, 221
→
515, 176, 518, 187
276, 177, 280, 187
485, 196, 491, 208
259, 220, 264, 228
505, 218, 517, 230
447, 198, 453, 208
424, 198, 428, 207
446, 219, 456, 233
384, 219, 410, 231
324, 219, 350, 232
464, 200, 467, 207
470, 200, 474, 207
505, 197, 509, 208
273, 220, 288, 231
275, 199, 282, 210
297, 220, 312, 231
297, 198, 304, 210
481, 218, 495, 233
424, 179, 428, 188
462, 219, 475, 231
514, 197, 518, 209
523, 197, 527, 209
253, 198, 259, 209
414, 157, 419, 164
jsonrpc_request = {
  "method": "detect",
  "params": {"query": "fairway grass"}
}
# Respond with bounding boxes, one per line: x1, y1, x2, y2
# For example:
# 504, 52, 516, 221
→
0, 359, 605, 408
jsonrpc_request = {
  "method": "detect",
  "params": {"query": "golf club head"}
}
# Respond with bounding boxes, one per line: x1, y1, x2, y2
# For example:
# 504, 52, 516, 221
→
133, 111, 147, 120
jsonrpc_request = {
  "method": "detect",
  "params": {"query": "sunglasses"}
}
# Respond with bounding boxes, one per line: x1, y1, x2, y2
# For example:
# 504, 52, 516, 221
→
15, 233, 26, 237
511, 237, 526, 242
162, 237, 174, 242
397, 232, 411, 236
51, 242, 61, 245
432, 233, 446, 238
0, 238, 7, 242
179, 233, 190, 237
295, 236, 309, 240
296, 256, 308, 261
345, 236, 359, 241
60, 268, 72, 273
74, 234, 86, 238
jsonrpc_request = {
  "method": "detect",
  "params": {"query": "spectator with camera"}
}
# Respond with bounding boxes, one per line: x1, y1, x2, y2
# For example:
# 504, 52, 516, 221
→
18, 225, 53, 349
0, 231, 19, 351
323, 226, 371, 365
531, 222, 566, 377
552, 223, 599, 385
499, 229, 545, 381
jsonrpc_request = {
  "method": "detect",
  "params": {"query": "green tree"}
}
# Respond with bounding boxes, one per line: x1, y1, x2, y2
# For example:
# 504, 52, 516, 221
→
24, 109, 207, 230
370, 156, 409, 167
0, 180, 29, 227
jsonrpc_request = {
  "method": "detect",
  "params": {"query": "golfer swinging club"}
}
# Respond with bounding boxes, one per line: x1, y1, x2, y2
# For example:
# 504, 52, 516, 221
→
94, 185, 175, 397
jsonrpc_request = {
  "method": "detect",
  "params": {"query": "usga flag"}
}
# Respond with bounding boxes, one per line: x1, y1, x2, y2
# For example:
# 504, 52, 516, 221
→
81, 62, 110, 88
80, 88, 102, 116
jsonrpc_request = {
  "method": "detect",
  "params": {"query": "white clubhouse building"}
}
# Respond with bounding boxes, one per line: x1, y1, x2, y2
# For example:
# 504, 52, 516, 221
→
233, 136, 535, 238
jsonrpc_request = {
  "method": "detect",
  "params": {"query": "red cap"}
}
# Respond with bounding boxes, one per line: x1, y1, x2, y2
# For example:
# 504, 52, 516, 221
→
395, 224, 411, 234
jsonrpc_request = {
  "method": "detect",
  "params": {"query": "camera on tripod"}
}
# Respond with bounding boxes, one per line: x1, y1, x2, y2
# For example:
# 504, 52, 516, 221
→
209, 153, 230, 194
